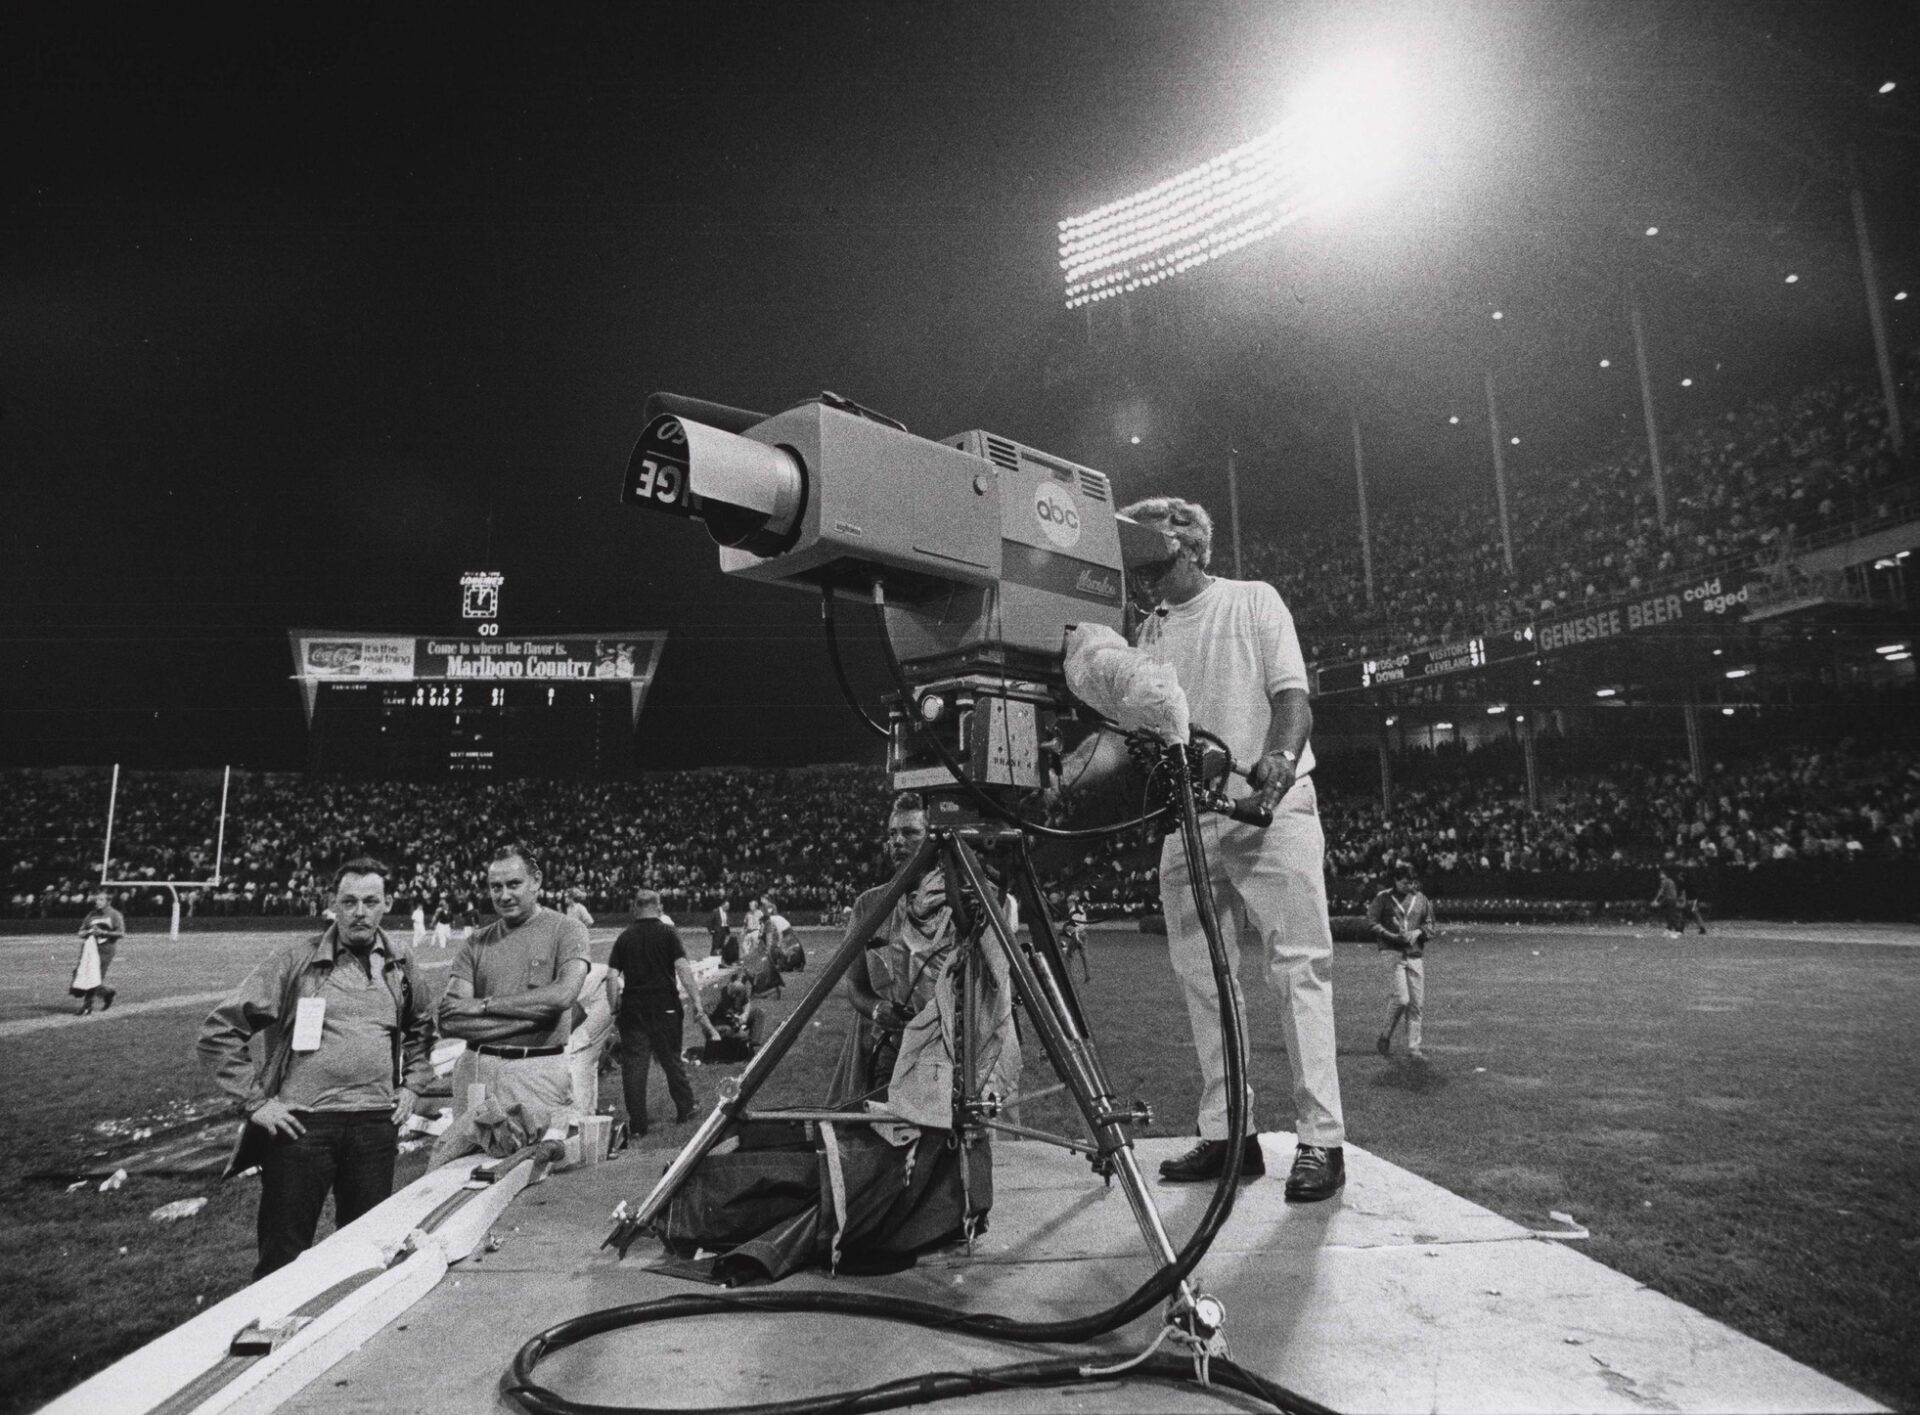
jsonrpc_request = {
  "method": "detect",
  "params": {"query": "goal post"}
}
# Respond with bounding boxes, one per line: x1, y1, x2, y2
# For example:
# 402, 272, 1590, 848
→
98, 764, 232, 941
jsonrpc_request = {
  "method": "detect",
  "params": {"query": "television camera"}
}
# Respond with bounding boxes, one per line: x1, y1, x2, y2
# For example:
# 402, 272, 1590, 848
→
621, 390, 1176, 814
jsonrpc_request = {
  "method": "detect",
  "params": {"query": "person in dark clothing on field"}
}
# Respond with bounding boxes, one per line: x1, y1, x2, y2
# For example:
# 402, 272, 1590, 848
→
609, 889, 717, 1136
1652, 864, 1684, 938
1676, 867, 1709, 935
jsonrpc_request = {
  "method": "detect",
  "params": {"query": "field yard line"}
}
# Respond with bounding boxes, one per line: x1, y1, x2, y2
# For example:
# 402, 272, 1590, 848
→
1462, 921, 1920, 947
0, 958, 454, 1039
0, 991, 231, 1037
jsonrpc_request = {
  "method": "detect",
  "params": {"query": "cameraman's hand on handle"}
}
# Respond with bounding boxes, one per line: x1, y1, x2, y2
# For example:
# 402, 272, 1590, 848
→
1247, 749, 1298, 818
1223, 795, 1273, 829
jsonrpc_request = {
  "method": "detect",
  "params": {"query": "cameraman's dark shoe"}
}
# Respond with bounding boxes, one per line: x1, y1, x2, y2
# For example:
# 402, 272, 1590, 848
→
1158, 1137, 1264, 1183
1284, 1145, 1345, 1203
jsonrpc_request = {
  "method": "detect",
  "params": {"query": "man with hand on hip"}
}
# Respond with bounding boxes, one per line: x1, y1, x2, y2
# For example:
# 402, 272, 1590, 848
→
197, 857, 434, 1278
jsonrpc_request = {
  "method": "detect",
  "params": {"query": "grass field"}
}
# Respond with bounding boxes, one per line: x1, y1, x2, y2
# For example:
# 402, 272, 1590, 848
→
3, 919, 1917, 1413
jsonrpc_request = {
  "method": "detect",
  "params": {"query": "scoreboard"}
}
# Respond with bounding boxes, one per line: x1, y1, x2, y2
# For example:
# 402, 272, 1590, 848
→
290, 631, 665, 780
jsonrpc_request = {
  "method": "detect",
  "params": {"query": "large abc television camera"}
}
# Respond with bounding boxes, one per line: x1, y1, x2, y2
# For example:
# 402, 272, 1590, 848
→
622, 390, 1169, 806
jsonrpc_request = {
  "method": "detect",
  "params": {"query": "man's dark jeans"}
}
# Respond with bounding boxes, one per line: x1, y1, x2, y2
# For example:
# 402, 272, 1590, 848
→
619, 994, 692, 1134
255, 1109, 398, 1279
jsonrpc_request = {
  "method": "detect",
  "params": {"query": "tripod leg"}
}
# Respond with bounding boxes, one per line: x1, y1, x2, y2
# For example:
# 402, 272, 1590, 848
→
946, 836, 1186, 1278
606, 833, 942, 1255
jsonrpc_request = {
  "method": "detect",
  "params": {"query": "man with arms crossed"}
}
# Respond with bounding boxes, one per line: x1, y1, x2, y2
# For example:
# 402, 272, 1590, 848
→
198, 857, 434, 1277
437, 843, 591, 1129
1065, 497, 1346, 1201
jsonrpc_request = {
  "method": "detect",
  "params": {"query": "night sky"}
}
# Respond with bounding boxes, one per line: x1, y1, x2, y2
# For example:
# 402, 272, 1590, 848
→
4, 2, 1915, 772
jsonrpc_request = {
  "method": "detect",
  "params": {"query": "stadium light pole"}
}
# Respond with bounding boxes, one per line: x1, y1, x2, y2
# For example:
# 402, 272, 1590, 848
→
1351, 408, 1375, 605
1625, 279, 1672, 532
1482, 371, 1516, 576
1849, 151, 1906, 455
1225, 442, 1244, 577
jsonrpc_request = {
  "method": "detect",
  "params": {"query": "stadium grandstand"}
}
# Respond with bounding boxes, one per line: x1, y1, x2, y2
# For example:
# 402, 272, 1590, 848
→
8, 347, 1917, 930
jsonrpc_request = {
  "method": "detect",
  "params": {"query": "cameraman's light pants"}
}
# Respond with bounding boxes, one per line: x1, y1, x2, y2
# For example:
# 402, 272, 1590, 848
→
1158, 776, 1346, 1149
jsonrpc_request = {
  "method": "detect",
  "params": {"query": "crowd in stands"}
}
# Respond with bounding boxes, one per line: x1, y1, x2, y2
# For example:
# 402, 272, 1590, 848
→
1047, 737, 1920, 914
11, 738, 1916, 921
4, 768, 892, 922
10, 357, 1918, 923
1252, 354, 1917, 664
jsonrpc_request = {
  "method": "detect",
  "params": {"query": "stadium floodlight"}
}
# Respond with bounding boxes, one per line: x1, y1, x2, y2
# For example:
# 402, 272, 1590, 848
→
1058, 54, 1408, 308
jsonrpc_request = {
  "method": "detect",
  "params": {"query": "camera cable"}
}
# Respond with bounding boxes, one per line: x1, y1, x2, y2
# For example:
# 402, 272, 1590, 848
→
503, 750, 1328, 1415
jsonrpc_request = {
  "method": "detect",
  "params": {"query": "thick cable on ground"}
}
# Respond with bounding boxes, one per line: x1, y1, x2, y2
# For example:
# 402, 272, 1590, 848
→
505, 746, 1314, 1413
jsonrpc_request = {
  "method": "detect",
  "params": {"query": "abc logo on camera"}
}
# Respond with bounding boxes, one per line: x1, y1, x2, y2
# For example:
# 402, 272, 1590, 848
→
1032, 481, 1083, 550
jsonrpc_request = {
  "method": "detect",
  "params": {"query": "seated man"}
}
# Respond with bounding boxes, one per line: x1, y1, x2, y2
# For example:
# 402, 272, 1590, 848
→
653, 793, 1018, 1284
828, 793, 1019, 1123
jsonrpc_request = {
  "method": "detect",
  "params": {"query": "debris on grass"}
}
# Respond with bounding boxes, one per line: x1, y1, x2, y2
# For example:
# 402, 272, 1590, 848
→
99, 1168, 128, 1192
1532, 1211, 1592, 1241
89, 1096, 231, 1143
149, 1196, 208, 1222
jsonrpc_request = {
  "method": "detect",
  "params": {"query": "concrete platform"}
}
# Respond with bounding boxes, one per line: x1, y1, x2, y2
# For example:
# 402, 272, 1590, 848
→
284, 1133, 1880, 1414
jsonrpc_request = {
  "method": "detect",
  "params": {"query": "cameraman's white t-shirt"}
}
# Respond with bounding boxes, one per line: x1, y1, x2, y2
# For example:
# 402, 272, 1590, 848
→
1134, 576, 1316, 790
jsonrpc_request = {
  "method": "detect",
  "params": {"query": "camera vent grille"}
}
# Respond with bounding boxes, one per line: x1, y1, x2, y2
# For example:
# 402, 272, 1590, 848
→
1077, 471, 1112, 503
983, 435, 1020, 472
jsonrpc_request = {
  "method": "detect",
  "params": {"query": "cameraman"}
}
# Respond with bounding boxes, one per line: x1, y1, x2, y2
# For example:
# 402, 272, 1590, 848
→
1062, 497, 1346, 1201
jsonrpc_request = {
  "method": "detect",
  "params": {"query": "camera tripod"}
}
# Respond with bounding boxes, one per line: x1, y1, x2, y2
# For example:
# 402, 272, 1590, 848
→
604, 795, 1232, 1341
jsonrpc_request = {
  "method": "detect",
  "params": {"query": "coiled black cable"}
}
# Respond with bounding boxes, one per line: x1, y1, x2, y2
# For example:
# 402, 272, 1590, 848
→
503, 748, 1326, 1414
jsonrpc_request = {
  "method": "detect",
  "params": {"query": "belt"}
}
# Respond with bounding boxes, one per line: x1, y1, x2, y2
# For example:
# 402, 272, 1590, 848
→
473, 1042, 565, 1059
